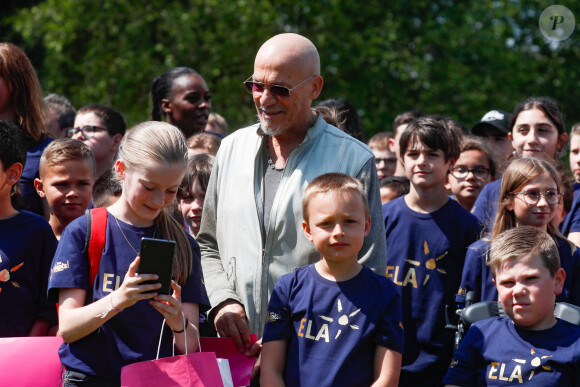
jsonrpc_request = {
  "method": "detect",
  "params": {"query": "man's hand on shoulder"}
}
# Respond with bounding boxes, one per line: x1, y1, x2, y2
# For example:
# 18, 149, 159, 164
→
214, 299, 252, 352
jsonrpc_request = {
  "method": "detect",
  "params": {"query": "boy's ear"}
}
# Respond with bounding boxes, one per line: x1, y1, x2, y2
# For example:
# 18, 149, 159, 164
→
111, 134, 123, 153
388, 138, 396, 153
5, 163, 23, 185
554, 268, 566, 295
302, 220, 314, 242
363, 215, 371, 237
115, 159, 126, 180
34, 178, 46, 198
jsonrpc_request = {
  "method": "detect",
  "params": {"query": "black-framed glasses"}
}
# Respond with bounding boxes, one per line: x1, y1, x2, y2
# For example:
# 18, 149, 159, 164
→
243, 75, 315, 99
375, 157, 397, 166
510, 189, 561, 206
450, 166, 491, 180
66, 125, 108, 139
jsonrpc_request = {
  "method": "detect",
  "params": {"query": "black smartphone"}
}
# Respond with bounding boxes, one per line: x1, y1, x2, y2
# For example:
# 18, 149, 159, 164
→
138, 237, 176, 295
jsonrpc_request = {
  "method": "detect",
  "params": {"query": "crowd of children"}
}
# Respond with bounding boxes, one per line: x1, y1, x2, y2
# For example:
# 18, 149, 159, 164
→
4, 38, 580, 387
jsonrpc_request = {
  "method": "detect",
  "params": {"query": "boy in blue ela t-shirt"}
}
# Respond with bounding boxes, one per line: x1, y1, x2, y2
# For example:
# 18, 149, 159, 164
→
261, 173, 404, 387
383, 116, 482, 386
0, 120, 58, 337
444, 226, 580, 387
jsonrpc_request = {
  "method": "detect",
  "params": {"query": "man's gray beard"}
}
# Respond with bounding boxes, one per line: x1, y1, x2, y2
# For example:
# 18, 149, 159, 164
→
257, 114, 288, 137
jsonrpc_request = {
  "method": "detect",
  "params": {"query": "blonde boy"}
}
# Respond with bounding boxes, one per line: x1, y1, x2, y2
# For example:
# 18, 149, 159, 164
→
261, 173, 403, 387
444, 226, 580, 386
34, 138, 96, 239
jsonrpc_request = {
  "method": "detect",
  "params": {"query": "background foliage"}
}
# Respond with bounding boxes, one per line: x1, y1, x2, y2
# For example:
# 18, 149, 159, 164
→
3, 0, 580, 137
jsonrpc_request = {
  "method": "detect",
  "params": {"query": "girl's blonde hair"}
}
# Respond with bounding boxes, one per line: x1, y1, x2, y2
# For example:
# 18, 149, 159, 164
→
118, 121, 192, 284
492, 157, 565, 241
0, 43, 46, 142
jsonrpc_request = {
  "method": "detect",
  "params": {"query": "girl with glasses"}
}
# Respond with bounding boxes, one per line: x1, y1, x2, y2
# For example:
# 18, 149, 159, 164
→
458, 157, 580, 306
472, 96, 568, 233
447, 136, 496, 212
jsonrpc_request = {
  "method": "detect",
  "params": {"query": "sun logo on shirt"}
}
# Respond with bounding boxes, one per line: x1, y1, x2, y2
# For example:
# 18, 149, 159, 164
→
319, 298, 361, 339
512, 348, 553, 380
0, 254, 23, 294
404, 241, 449, 285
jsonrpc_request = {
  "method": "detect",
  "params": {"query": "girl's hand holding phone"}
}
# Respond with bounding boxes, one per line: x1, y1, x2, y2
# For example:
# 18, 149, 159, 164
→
112, 256, 161, 311
150, 281, 184, 332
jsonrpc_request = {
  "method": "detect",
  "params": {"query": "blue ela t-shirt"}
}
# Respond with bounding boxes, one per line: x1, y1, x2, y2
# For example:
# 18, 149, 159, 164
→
262, 264, 404, 387
443, 317, 580, 386
48, 212, 210, 381
0, 211, 57, 337
459, 237, 580, 306
383, 196, 482, 386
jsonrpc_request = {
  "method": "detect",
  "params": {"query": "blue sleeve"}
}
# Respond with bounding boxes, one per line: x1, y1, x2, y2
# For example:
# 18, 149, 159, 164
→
471, 183, 496, 233
567, 247, 580, 306
181, 235, 210, 312
47, 217, 89, 302
458, 243, 485, 304
373, 280, 404, 354
262, 275, 293, 343
442, 324, 482, 387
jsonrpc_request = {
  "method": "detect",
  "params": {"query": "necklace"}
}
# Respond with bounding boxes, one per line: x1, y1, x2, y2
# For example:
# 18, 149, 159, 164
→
114, 216, 156, 256
265, 136, 284, 170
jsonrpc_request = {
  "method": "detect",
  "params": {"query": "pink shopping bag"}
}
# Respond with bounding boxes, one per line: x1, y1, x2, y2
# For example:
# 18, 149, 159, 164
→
200, 335, 258, 387
121, 351, 225, 387
0, 336, 63, 387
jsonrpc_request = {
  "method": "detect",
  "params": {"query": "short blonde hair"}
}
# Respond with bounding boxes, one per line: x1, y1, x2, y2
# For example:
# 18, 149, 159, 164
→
489, 226, 560, 278
302, 173, 369, 223
367, 132, 392, 151
39, 138, 96, 178
187, 133, 221, 155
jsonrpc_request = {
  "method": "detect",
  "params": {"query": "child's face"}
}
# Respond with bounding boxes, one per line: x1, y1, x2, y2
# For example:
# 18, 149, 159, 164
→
35, 159, 95, 223
506, 172, 558, 230
403, 139, 452, 190
117, 161, 185, 226
448, 150, 492, 207
73, 113, 121, 169
569, 134, 580, 183
509, 108, 567, 159
302, 190, 370, 264
178, 177, 205, 237
371, 147, 397, 180
495, 254, 564, 330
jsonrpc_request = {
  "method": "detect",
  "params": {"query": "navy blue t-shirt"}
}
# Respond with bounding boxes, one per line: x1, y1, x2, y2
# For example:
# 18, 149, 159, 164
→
0, 211, 57, 337
459, 237, 580, 305
383, 196, 481, 386
48, 212, 210, 381
471, 179, 502, 234
443, 317, 580, 386
263, 264, 404, 387
562, 183, 580, 237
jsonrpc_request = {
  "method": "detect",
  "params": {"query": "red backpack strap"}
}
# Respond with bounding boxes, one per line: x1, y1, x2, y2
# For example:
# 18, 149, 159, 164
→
87, 207, 108, 287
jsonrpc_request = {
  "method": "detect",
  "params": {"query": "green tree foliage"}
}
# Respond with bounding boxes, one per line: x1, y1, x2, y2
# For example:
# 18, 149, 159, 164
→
10, 0, 580, 135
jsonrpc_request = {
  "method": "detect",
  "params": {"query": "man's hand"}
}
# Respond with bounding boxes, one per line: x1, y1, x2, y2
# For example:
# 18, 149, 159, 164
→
214, 300, 252, 352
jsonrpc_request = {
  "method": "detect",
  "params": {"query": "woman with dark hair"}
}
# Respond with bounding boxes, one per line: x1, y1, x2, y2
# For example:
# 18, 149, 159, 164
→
472, 96, 568, 233
150, 67, 212, 138
0, 42, 51, 216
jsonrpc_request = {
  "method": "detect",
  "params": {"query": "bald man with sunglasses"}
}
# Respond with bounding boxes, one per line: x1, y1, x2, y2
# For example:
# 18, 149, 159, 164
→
197, 33, 386, 379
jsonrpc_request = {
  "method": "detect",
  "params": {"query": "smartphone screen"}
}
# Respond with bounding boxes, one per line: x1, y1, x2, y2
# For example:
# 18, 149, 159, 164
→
138, 238, 176, 295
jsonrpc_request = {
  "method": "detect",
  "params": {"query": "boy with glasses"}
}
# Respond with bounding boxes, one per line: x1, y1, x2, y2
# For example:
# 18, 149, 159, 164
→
68, 104, 125, 180
447, 137, 496, 212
